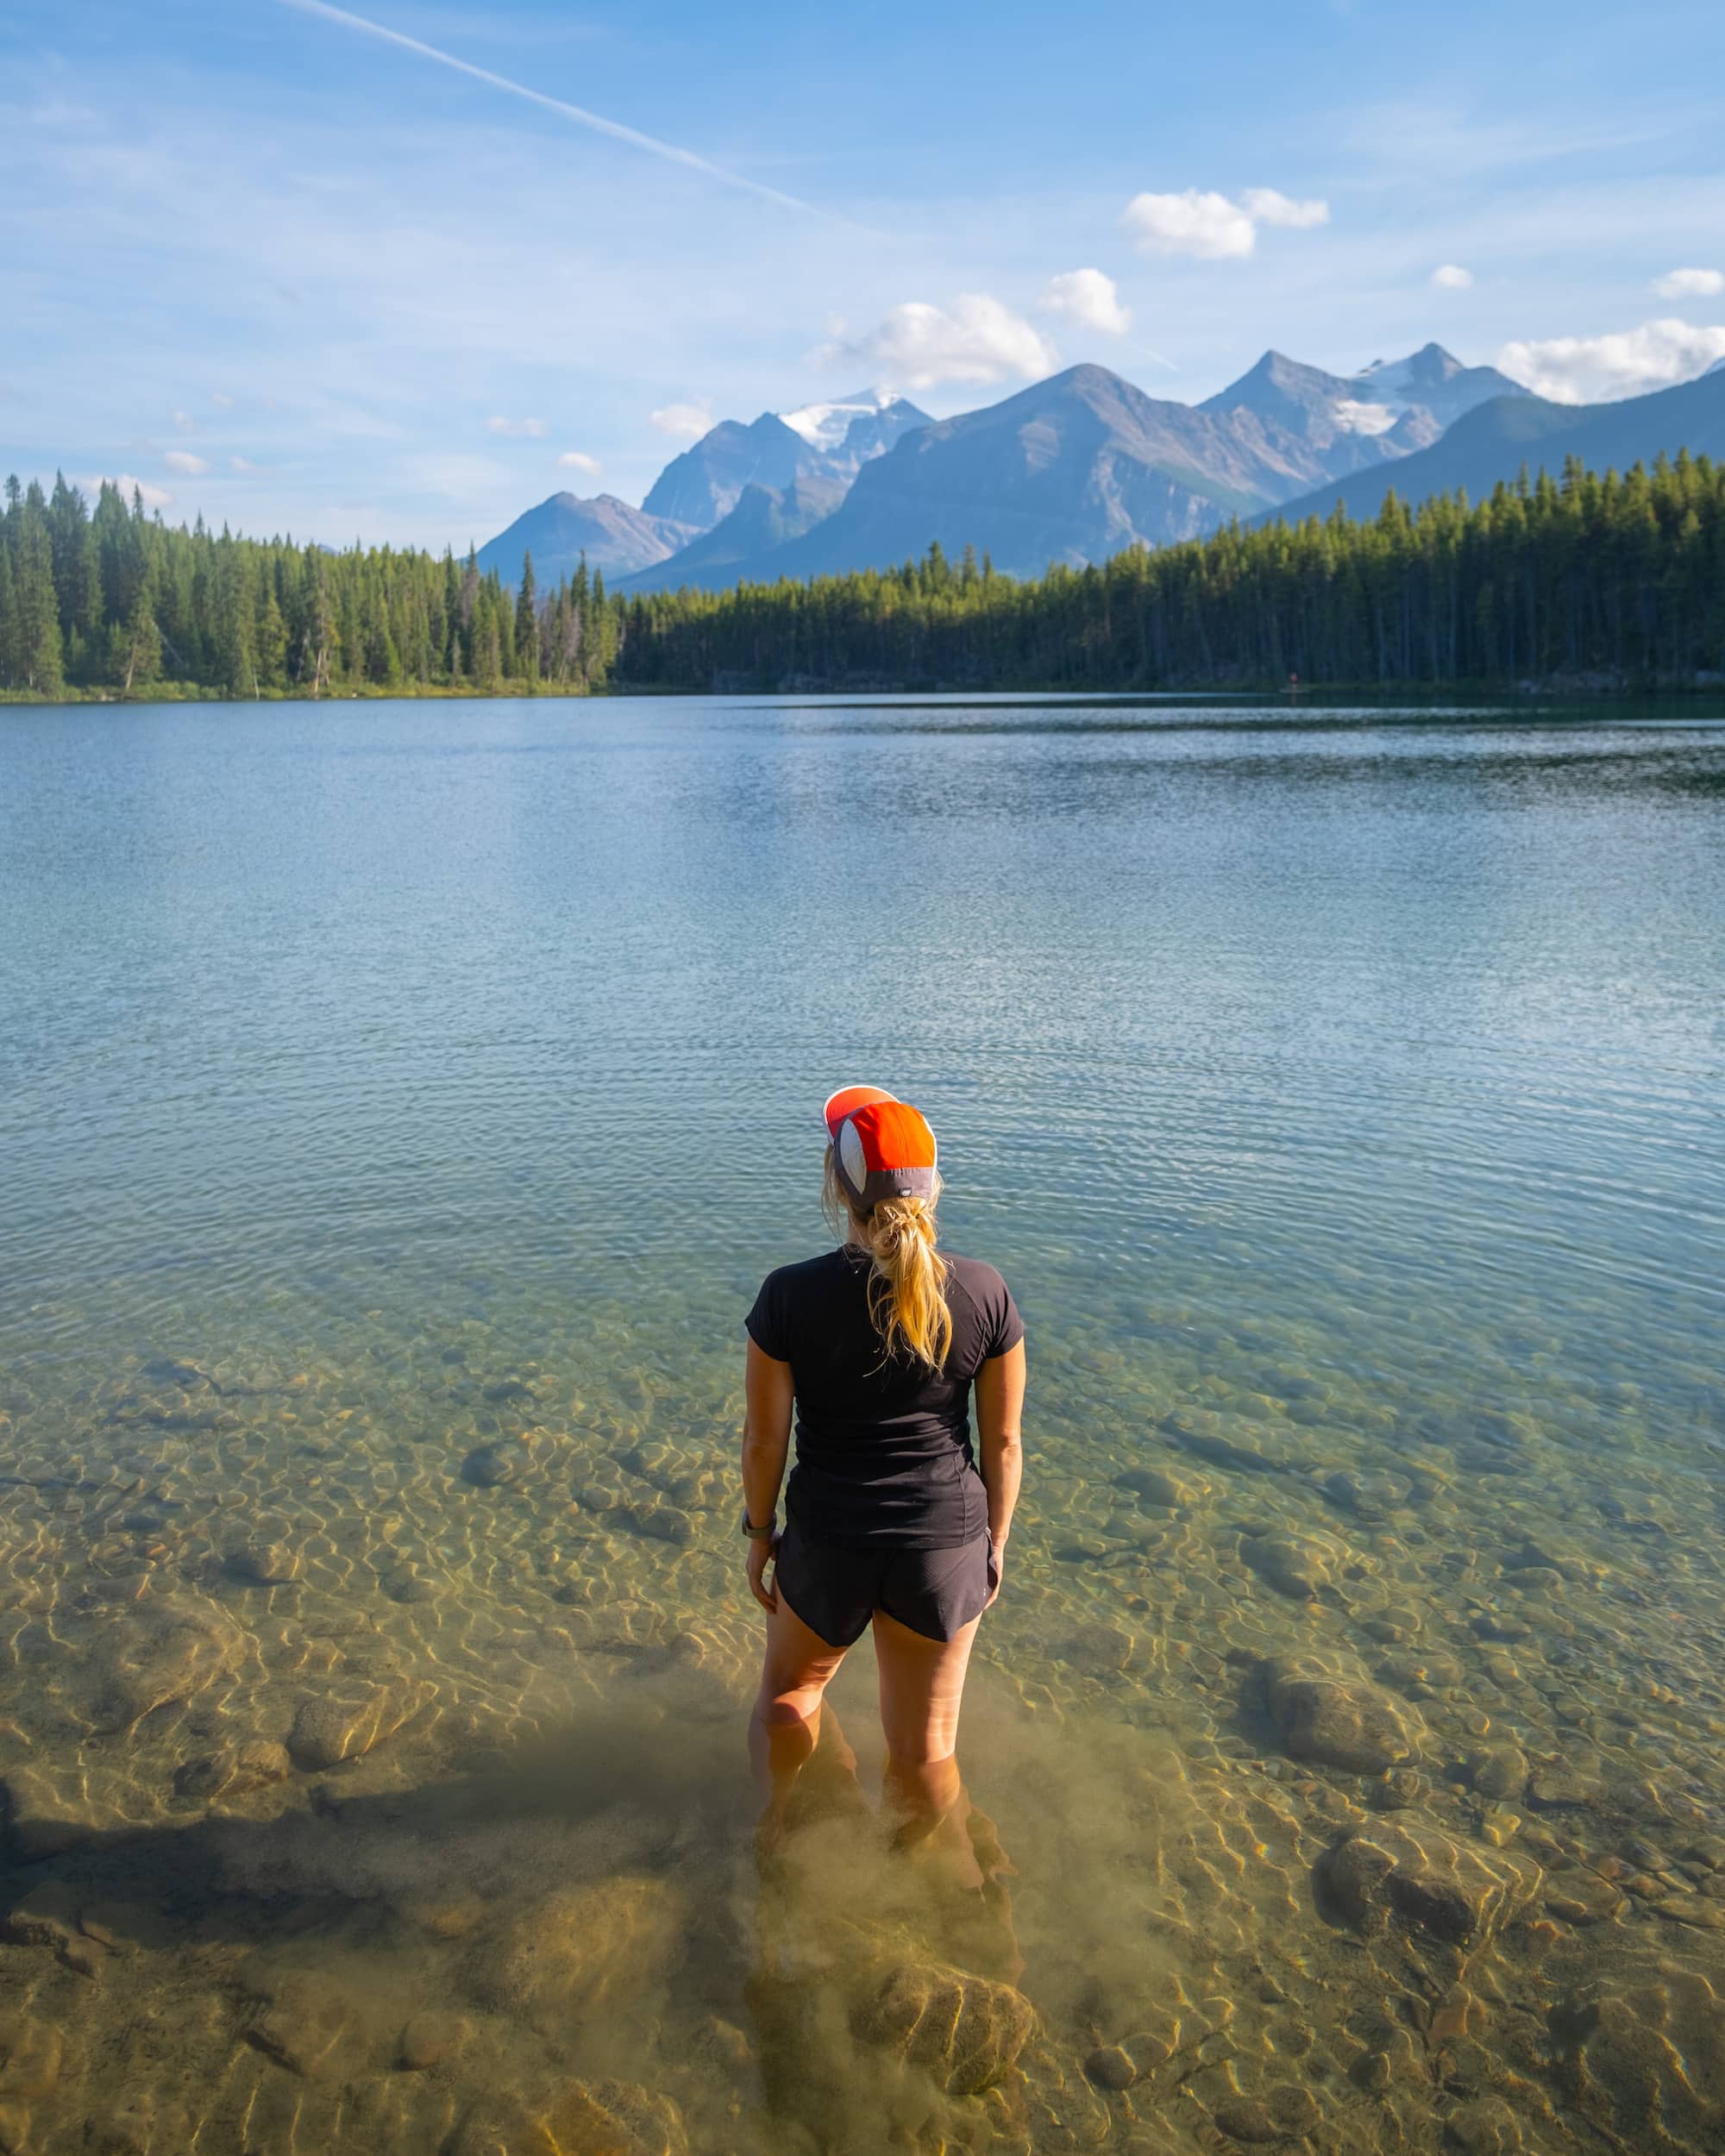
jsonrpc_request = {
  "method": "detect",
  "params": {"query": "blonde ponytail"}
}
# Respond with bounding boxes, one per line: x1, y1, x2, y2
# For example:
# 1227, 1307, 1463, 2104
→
823, 1150, 952, 1368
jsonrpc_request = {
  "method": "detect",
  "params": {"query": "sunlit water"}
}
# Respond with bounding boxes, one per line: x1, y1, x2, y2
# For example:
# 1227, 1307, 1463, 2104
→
1, 695, 1722, 2156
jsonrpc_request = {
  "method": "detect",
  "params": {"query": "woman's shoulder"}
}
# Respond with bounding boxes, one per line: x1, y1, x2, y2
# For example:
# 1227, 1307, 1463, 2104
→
754, 1247, 853, 1304
941, 1252, 1014, 1305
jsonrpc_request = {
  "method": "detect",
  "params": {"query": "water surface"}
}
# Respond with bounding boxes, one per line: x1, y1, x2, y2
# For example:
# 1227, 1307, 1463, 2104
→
1, 696, 1722, 2154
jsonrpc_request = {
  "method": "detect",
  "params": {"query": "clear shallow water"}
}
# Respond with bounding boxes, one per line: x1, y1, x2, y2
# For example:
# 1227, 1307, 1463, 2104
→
0, 695, 1722, 2154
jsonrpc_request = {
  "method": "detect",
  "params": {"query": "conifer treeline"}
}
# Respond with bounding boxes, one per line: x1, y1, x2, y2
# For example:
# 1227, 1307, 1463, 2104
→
3, 454, 1722, 700
0, 476, 614, 699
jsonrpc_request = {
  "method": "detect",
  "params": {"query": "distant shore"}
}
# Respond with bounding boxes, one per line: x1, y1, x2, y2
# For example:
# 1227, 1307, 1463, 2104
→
6, 671, 1725, 710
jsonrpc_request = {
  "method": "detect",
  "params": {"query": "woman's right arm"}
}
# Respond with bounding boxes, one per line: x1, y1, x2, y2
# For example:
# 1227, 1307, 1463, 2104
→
975, 1338, 1026, 1601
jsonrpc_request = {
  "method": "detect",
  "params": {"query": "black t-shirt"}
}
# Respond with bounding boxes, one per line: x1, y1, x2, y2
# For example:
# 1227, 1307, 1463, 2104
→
745, 1245, 1024, 1548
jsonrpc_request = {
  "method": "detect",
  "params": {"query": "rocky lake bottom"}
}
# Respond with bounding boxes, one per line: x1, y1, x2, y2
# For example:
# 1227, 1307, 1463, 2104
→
0, 696, 1722, 2153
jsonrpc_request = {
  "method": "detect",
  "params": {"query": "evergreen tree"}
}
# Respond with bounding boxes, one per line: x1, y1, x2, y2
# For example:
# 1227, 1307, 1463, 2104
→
514, 550, 540, 683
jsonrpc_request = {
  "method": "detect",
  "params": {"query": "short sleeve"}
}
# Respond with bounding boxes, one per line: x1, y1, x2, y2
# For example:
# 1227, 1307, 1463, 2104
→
985, 1273, 1025, 1359
745, 1270, 793, 1362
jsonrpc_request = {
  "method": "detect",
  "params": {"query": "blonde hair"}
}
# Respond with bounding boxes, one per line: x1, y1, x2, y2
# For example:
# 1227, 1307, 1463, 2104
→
823, 1149, 953, 1369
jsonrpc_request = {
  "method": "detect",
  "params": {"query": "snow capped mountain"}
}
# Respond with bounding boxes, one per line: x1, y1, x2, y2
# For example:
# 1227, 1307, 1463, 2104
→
778, 387, 907, 451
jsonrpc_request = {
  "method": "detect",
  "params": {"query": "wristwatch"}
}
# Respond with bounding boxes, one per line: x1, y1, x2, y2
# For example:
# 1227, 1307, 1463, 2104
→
740, 1507, 776, 1539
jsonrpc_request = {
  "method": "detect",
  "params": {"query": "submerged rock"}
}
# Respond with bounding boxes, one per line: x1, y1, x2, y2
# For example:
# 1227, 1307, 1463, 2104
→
225, 1541, 301, 1584
1465, 1745, 1529, 1802
1320, 1816, 1543, 1949
461, 1444, 523, 1489
245, 1973, 349, 2076
1215, 2087, 1320, 2143
88, 1595, 246, 1732
398, 2011, 467, 2071
1242, 1532, 1336, 1601
1084, 2043, 1137, 2090
455, 2080, 686, 2156
1113, 1467, 1197, 1508
1446, 2096, 1523, 2153
287, 1680, 431, 1770
1258, 1657, 1418, 1773
850, 1959, 1035, 2095
173, 1738, 292, 1802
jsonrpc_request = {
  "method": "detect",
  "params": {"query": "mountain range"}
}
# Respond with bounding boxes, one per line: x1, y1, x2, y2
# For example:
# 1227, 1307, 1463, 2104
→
477, 388, 927, 587
478, 343, 1725, 596
1264, 363, 1725, 524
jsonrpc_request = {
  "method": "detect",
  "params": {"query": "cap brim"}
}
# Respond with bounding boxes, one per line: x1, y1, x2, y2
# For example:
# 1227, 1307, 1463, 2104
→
822, 1083, 898, 1140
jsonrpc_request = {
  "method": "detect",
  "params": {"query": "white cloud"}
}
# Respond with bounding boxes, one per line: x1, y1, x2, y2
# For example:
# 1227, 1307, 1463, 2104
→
1038, 268, 1130, 336
1123, 189, 1254, 260
1121, 186, 1329, 261
812, 294, 1058, 391
649, 398, 713, 439
230, 455, 259, 472
211, 390, 235, 409
1498, 316, 1725, 403
172, 408, 195, 432
485, 414, 548, 437
1239, 187, 1331, 230
556, 449, 601, 476
164, 449, 210, 474
78, 473, 172, 509
1653, 266, 1724, 299
1432, 263, 1475, 290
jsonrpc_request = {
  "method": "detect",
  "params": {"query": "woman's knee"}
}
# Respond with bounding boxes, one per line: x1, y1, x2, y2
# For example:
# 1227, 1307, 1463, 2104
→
756, 1688, 820, 1728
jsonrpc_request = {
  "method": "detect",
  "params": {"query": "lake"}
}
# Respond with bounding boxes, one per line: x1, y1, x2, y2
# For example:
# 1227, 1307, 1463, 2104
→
1, 693, 1722, 2156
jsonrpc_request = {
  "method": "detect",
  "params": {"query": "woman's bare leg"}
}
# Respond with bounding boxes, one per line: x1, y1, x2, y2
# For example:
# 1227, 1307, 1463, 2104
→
873, 1607, 979, 1847
750, 1594, 849, 1839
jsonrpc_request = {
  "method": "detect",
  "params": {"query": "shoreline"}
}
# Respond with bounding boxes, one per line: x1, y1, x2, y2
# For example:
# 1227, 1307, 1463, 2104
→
6, 672, 1725, 711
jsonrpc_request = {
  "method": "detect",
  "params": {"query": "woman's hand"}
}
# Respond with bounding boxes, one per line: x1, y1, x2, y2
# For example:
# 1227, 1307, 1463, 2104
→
748, 1531, 781, 1614
985, 1538, 1005, 1609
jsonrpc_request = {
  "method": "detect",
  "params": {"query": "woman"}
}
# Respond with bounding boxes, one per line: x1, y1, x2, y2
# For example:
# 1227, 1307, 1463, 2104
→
742, 1085, 1026, 1846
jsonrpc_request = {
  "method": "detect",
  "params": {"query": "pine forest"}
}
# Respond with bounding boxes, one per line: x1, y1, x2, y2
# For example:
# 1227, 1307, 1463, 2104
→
2, 454, 1722, 704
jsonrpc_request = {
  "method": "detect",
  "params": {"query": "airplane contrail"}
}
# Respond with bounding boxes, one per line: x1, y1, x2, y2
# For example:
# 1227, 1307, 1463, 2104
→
276, 0, 844, 226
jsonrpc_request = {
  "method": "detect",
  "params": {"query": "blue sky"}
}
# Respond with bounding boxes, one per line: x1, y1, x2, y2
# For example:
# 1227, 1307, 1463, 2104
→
4, 0, 1724, 549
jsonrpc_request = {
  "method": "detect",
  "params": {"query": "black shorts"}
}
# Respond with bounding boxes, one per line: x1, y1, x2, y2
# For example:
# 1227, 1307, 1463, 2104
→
774, 1518, 993, 1647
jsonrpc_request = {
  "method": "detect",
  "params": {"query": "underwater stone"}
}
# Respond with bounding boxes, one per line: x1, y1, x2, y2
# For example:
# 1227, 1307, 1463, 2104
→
461, 1444, 522, 1488
225, 1541, 301, 1583
398, 2011, 468, 2070
1446, 2096, 1523, 2153
88, 1594, 247, 1732
1466, 1746, 1528, 1801
1083, 2044, 1137, 2090
1258, 1657, 1417, 1773
456, 2081, 687, 2156
1528, 1768, 1608, 1812
1213, 2097, 1282, 2143
246, 1974, 350, 2077
1322, 1469, 1410, 1515
1242, 1532, 1336, 1601
173, 1738, 292, 1802
287, 1680, 430, 1769
619, 1502, 693, 1546
1320, 1817, 1543, 1949
850, 1959, 1036, 2095
1113, 1468, 1195, 1508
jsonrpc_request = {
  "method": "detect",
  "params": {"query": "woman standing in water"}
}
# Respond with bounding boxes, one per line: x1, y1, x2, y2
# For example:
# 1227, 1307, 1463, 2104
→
742, 1086, 1026, 1846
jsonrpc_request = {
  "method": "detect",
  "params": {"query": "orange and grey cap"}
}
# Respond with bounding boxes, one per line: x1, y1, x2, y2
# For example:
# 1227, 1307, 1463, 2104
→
822, 1085, 939, 1210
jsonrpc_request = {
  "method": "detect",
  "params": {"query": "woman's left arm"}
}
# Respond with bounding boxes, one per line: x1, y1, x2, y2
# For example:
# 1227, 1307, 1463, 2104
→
743, 1338, 794, 1613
